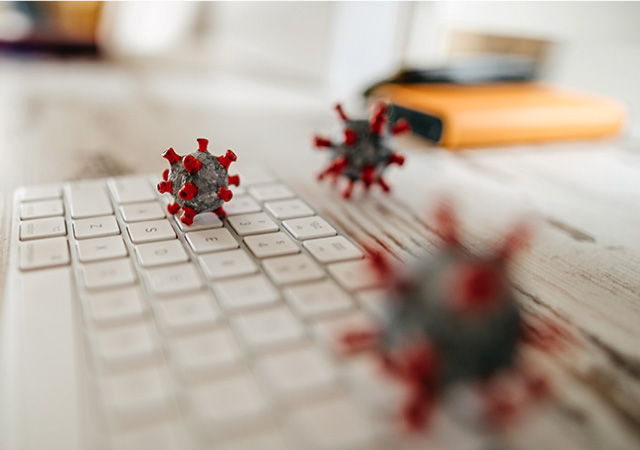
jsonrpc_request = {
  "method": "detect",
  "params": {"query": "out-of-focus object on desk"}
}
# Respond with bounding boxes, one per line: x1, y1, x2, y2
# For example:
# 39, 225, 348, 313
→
313, 103, 410, 199
370, 82, 626, 149
0, 1, 102, 57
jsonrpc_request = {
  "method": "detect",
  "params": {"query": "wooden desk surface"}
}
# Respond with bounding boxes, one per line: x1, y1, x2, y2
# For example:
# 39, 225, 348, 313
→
1, 58, 639, 449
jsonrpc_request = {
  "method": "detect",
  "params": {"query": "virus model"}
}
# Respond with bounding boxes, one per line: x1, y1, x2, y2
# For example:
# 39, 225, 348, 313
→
343, 204, 556, 431
313, 103, 411, 199
157, 138, 240, 225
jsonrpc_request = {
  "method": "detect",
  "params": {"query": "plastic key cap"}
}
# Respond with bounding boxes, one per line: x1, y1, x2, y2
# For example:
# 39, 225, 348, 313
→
127, 220, 176, 244
74, 215, 120, 240
228, 213, 279, 236
20, 199, 64, 220
244, 232, 299, 259
81, 258, 137, 289
76, 236, 128, 262
19, 216, 66, 241
19, 236, 70, 270
198, 249, 258, 280
66, 182, 113, 219
144, 263, 203, 295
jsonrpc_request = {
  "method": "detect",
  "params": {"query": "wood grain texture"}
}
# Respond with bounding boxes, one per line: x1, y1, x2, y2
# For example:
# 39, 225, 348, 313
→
1, 58, 639, 449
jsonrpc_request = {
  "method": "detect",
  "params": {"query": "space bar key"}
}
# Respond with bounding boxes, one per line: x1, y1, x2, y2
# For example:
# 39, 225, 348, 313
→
3, 266, 82, 450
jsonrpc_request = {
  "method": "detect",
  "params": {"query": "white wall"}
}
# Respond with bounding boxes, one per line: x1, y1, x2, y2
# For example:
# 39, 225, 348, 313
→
204, 2, 336, 82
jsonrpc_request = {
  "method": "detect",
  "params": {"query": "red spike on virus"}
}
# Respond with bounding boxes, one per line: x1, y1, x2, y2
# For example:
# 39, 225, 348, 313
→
157, 138, 240, 224
217, 149, 237, 170
341, 204, 560, 432
313, 102, 410, 198
162, 147, 181, 165
183, 155, 203, 174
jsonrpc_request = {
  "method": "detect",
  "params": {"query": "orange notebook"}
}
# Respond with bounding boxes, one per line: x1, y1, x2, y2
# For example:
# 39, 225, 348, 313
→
371, 82, 626, 149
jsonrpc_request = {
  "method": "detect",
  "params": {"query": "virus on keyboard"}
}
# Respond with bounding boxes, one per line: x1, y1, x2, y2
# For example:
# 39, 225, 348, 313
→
342, 204, 563, 431
313, 103, 411, 199
157, 138, 240, 225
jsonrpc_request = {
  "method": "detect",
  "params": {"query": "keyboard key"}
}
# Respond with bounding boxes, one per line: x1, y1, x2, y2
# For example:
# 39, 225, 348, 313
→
346, 354, 405, 417
120, 202, 166, 223
112, 420, 187, 450
214, 274, 279, 312
283, 216, 337, 240
262, 253, 324, 285
73, 215, 120, 240
171, 327, 242, 380
356, 289, 388, 320
76, 236, 128, 262
228, 213, 279, 236
224, 195, 262, 216
135, 240, 189, 267
230, 184, 246, 196
313, 312, 377, 355
244, 232, 299, 258
257, 346, 338, 404
144, 263, 203, 295
86, 286, 147, 324
286, 398, 379, 450
189, 371, 269, 434
20, 184, 61, 202
327, 260, 382, 292
199, 249, 258, 280
103, 364, 174, 426
19, 236, 70, 270
66, 181, 113, 219
19, 216, 66, 241
108, 177, 156, 204
283, 280, 353, 320
303, 236, 363, 264
155, 291, 221, 334
81, 258, 137, 289
249, 183, 295, 202
240, 167, 277, 185
233, 307, 305, 352
20, 199, 64, 220
218, 432, 289, 450
264, 198, 314, 220
185, 228, 238, 253
174, 212, 222, 232
127, 219, 176, 244
95, 321, 159, 368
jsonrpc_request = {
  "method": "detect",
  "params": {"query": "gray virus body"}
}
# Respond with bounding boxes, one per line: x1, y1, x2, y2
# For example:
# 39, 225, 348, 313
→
342, 205, 550, 431
313, 103, 411, 198
382, 246, 521, 386
157, 138, 240, 225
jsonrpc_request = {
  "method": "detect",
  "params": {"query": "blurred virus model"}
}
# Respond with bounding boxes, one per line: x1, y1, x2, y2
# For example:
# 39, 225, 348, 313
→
313, 103, 411, 199
157, 138, 240, 225
343, 204, 555, 431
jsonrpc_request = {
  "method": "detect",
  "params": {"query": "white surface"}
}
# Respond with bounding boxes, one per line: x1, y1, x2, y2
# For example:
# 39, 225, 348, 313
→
19, 216, 66, 241
244, 231, 299, 259
185, 227, 238, 253
126, 219, 176, 244
73, 215, 120, 239
198, 249, 258, 280
66, 182, 113, 219
76, 235, 128, 262
81, 258, 137, 289
19, 236, 70, 270
262, 253, 324, 286
144, 263, 203, 295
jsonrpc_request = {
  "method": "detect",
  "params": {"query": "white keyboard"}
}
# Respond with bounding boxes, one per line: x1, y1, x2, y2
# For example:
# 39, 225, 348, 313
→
2, 169, 417, 450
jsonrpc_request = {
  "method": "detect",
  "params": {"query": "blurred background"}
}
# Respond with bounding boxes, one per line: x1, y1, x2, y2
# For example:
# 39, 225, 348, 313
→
0, 0, 639, 183
1, 1, 639, 121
